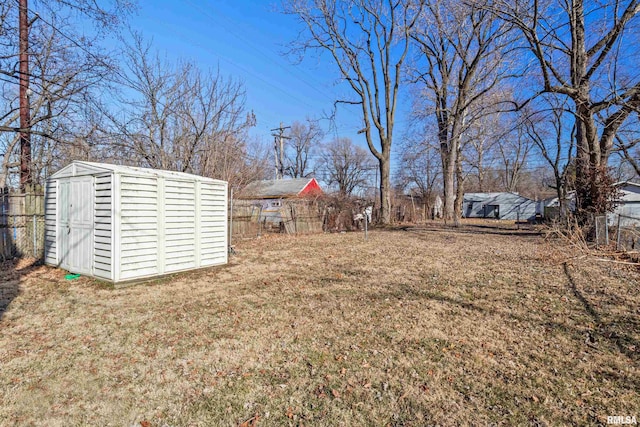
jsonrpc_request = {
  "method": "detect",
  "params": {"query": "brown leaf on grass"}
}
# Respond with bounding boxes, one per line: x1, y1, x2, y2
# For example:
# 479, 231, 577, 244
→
239, 414, 260, 427
140, 421, 151, 427
286, 407, 294, 419
331, 388, 340, 398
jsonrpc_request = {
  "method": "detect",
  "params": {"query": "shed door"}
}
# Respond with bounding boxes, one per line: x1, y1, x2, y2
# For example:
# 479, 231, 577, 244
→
58, 176, 94, 274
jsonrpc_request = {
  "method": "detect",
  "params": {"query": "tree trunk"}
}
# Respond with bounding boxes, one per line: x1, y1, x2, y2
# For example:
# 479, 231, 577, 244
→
379, 158, 391, 225
574, 100, 612, 215
558, 182, 567, 221
453, 146, 464, 227
441, 141, 457, 224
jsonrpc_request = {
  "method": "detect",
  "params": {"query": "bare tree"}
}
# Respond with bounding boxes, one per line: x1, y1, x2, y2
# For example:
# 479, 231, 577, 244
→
523, 97, 576, 218
282, 0, 424, 224
495, 122, 533, 192
199, 134, 272, 190
284, 119, 323, 178
410, 0, 514, 225
319, 137, 375, 197
0, 0, 133, 188
397, 120, 442, 214
493, 0, 640, 216
613, 115, 640, 177
461, 112, 501, 193
100, 33, 257, 187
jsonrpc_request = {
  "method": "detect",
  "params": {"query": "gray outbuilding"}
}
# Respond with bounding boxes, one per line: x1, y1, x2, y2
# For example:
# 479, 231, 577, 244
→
44, 161, 228, 283
463, 192, 539, 221
609, 181, 640, 226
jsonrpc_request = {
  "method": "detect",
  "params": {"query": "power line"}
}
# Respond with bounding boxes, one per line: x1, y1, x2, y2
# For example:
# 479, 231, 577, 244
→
182, 0, 377, 134
270, 122, 291, 179
184, 1, 329, 100
149, 19, 325, 115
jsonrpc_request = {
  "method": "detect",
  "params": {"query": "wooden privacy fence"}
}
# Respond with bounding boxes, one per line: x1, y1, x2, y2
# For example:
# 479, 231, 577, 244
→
229, 200, 262, 239
280, 202, 323, 234
229, 199, 324, 239
0, 191, 45, 260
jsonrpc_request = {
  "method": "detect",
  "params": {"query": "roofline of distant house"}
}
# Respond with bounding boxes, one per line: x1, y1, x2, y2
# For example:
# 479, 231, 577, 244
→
237, 177, 322, 200
615, 181, 640, 188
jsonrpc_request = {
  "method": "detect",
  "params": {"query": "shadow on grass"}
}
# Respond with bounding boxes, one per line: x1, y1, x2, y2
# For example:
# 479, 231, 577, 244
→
372, 276, 640, 362
368, 280, 640, 397
404, 224, 542, 238
0, 258, 41, 321
563, 262, 639, 361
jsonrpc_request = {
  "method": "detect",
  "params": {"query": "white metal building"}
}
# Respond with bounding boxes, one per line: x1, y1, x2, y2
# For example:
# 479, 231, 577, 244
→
44, 161, 228, 283
609, 181, 640, 226
462, 192, 539, 221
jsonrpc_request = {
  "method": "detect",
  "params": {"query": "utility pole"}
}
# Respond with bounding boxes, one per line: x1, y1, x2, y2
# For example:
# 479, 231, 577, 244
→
19, 0, 31, 191
270, 122, 290, 179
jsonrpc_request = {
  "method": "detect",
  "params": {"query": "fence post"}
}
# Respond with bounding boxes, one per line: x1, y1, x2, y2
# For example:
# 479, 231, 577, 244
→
364, 210, 368, 241
616, 214, 622, 251
605, 216, 609, 245
33, 214, 37, 258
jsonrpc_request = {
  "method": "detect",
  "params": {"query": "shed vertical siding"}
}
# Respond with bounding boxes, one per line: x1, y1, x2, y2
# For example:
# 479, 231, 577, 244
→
164, 179, 197, 272
43, 180, 57, 265
200, 181, 228, 266
118, 174, 159, 280
94, 173, 112, 280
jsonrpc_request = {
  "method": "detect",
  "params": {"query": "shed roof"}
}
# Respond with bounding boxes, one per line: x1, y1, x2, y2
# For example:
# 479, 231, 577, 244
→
240, 177, 321, 199
50, 161, 224, 183
615, 181, 640, 203
463, 192, 533, 203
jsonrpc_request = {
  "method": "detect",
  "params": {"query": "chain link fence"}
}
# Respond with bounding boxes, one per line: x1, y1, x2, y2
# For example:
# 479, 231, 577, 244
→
1, 190, 45, 260
612, 213, 640, 251
594, 215, 609, 247
0, 214, 46, 260
594, 213, 640, 251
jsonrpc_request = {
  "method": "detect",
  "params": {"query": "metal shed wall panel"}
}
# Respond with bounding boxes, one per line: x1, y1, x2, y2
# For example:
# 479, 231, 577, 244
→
43, 181, 57, 265
117, 174, 160, 281
164, 179, 197, 273
94, 173, 113, 280
200, 181, 228, 266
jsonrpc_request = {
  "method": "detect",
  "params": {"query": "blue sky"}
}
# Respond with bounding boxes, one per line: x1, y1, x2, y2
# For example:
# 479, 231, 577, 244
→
131, 0, 399, 150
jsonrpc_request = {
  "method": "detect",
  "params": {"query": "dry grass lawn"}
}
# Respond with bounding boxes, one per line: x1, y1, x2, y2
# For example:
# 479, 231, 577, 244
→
0, 222, 638, 426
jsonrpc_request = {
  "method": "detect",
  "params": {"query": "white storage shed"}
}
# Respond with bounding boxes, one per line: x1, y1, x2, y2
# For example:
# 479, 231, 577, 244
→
44, 161, 228, 283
